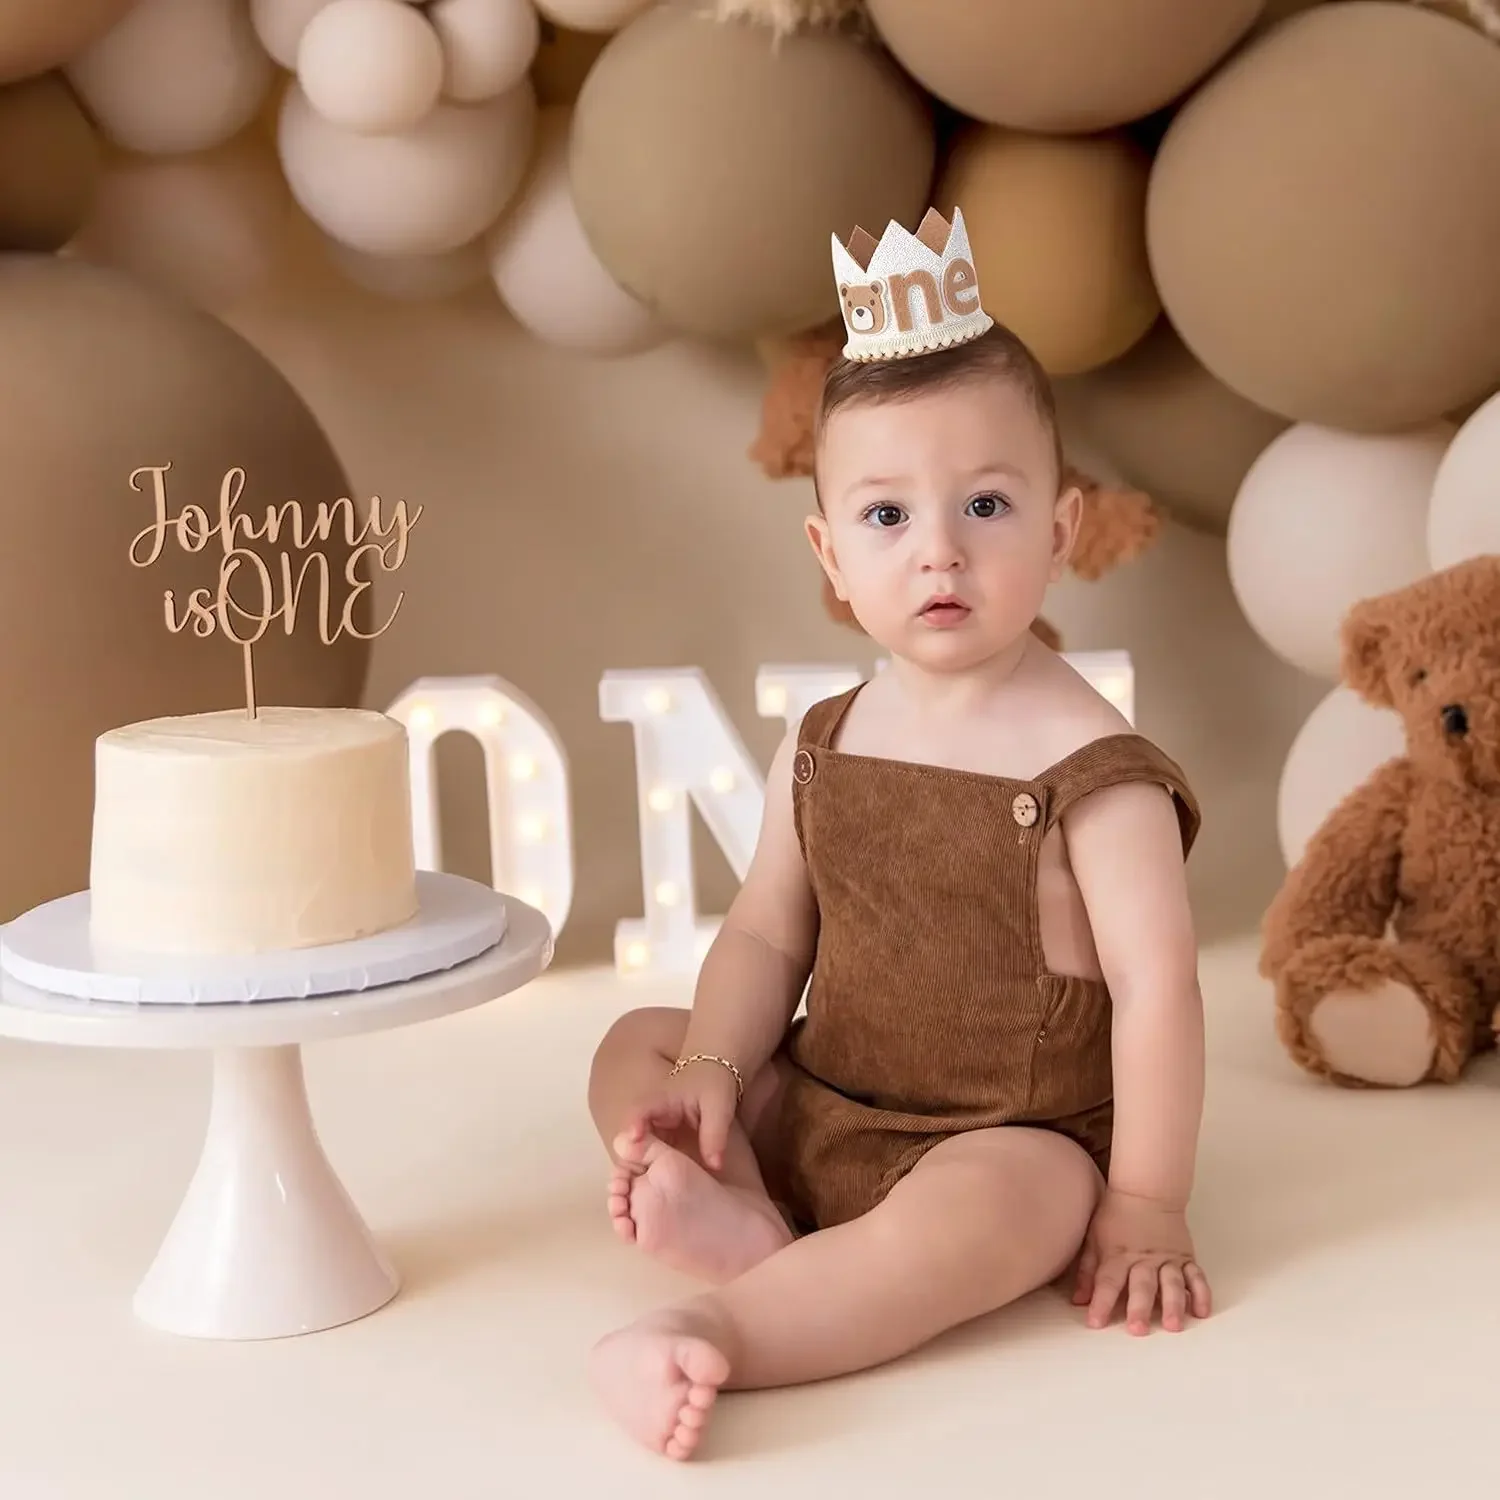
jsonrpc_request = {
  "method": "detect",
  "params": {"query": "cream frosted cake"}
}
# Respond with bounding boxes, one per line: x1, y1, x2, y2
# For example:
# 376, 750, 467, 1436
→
88, 706, 419, 956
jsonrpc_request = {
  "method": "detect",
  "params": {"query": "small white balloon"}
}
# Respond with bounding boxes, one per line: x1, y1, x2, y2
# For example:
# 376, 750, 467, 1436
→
250, 0, 334, 68
278, 76, 536, 256
1278, 685, 1408, 869
1427, 389, 1500, 569
487, 106, 662, 355
1227, 422, 1452, 681
532, 0, 652, 30
428, 0, 539, 103
325, 236, 491, 300
66, 0, 275, 157
298, 0, 444, 134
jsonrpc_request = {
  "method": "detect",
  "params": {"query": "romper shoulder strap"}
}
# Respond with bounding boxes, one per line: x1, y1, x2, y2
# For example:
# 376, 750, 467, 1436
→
796, 683, 864, 750
1036, 733, 1201, 858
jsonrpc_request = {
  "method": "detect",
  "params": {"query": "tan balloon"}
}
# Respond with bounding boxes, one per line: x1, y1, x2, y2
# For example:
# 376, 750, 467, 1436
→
569, 2, 935, 339
1147, 2, 1500, 430
0, 256, 371, 923
936, 124, 1159, 377
0, 72, 101, 252
1055, 317, 1291, 533
865, 0, 1262, 132
0, 0, 138, 85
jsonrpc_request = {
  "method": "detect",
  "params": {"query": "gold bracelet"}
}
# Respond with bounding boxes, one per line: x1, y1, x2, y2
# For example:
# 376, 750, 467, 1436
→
669, 1053, 744, 1101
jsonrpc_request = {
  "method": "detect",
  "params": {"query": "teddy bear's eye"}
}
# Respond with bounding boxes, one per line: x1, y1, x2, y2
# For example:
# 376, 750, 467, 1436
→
1410, 668, 1427, 685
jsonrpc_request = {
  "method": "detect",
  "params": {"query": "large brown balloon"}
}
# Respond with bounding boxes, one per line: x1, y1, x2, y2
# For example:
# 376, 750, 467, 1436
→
1147, 2, 1500, 431
570, 2, 935, 339
1055, 316, 1291, 534
0, 71, 100, 250
0, 0, 138, 84
0, 256, 371, 923
864, 0, 1263, 133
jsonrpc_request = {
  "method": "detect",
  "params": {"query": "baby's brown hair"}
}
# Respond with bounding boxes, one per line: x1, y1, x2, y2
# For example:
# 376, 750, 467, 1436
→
812, 323, 1066, 500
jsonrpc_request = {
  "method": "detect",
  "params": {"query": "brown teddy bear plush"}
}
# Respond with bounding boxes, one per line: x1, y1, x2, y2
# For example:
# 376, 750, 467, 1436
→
749, 320, 1162, 650
1260, 554, 1500, 1088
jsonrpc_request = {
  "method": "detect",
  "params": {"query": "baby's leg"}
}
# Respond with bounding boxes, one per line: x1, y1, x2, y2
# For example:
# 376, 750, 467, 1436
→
588, 1007, 793, 1283
590, 1126, 1098, 1460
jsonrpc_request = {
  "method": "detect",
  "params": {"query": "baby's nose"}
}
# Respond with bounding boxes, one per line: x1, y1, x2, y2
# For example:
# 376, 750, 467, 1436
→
1441, 703, 1468, 737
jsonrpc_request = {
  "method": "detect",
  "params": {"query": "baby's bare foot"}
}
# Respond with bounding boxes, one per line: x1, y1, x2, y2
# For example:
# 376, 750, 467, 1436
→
590, 1310, 731, 1461
608, 1130, 791, 1284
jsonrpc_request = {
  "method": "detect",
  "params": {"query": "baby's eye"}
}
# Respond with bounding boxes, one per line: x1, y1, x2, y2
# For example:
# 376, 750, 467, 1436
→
863, 503, 906, 528
967, 492, 1010, 519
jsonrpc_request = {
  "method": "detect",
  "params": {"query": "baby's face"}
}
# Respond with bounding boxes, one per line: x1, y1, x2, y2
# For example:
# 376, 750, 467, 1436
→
808, 378, 1073, 672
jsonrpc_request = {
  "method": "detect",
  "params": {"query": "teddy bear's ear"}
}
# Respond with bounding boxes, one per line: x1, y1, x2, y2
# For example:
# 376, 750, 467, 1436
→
1340, 597, 1395, 707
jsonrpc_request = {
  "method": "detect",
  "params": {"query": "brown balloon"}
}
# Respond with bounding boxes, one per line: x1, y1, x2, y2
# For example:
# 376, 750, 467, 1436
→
864, 0, 1263, 133
0, 256, 372, 923
569, 2, 936, 339
0, 0, 139, 84
1055, 316, 1292, 534
1147, 2, 1500, 430
0, 71, 100, 251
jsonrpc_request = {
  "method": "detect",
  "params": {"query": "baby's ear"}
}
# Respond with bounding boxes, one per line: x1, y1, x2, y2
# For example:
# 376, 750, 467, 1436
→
1340, 597, 1396, 707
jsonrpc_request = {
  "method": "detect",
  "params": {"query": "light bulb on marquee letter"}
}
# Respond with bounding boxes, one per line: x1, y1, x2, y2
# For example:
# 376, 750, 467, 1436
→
599, 668, 769, 978
387, 675, 573, 934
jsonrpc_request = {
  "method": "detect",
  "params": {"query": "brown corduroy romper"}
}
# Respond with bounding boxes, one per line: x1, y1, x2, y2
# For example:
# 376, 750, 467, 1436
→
756, 684, 1201, 1234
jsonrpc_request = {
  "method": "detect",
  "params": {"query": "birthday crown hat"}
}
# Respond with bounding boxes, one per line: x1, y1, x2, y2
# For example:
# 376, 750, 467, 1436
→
830, 206, 993, 363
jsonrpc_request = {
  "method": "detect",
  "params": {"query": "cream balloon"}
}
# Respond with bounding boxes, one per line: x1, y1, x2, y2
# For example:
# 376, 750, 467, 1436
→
297, 0, 444, 134
277, 76, 536, 256
1278, 685, 1408, 869
1227, 422, 1451, 680
1427, 389, 1500, 569
325, 236, 490, 300
487, 108, 661, 354
250, 0, 334, 67
533, 0, 652, 31
66, 0, 275, 156
428, 0, 539, 102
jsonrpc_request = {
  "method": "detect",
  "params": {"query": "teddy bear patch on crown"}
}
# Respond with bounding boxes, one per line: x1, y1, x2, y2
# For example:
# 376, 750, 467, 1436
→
831, 206, 994, 363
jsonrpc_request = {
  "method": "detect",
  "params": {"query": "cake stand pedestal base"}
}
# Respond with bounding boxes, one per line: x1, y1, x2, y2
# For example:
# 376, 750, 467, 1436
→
134, 1045, 398, 1341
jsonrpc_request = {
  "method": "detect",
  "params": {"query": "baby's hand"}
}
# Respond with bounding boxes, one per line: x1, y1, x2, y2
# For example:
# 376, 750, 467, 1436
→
1072, 1189, 1211, 1336
622, 1059, 741, 1172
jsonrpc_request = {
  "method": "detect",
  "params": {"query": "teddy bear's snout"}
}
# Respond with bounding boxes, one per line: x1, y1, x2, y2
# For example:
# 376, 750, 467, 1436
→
1441, 703, 1469, 738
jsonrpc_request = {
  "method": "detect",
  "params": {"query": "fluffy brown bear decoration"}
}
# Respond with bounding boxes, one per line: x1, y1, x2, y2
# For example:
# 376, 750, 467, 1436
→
1261, 554, 1500, 1088
750, 321, 1161, 650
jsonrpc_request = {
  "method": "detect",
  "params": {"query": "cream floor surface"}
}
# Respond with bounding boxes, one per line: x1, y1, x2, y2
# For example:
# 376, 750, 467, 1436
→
1, 936, 1495, 1499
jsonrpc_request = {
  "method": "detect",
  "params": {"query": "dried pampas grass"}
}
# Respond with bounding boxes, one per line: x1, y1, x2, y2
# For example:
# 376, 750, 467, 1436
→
710, 0, 869, 37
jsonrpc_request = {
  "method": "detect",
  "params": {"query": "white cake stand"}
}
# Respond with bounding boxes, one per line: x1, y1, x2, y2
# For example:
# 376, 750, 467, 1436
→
0, 893, 553, 1342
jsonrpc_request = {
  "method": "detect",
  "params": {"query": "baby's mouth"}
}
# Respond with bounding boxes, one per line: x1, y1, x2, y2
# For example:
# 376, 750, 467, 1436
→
919, 595, 971, 621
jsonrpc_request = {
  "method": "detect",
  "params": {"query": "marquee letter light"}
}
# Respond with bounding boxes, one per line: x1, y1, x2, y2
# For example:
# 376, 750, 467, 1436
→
386, 675, 574, 934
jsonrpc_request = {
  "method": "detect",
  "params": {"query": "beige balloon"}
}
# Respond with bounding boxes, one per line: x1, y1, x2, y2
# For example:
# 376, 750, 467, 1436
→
325, 235, 491, 300
1055, 317, 1291, 533
1147, 3, 1500, 430
935, 124, 1159, 377
0, 72, 102, 252
66, 0, 275, 156
277, 76, 536, 256
1278, 685, 1407, 869
297, 0, 444, 134
250, 0, 335, 68
533, 0, 653, 30
0, 0, 138, 85
1427, 390, 1500, 569
1227, 421, 1452, 681
0, 256, 371, 924
865, 0, 1262, 132
428, 0, 539, 101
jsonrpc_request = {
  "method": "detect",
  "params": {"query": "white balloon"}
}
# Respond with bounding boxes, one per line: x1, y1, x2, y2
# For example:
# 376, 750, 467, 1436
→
532, 0, 652, 30
1427, 389, 1500, 569
278, 76, 536, 256
429, 0, 539, 103
66, 0, 274, 156
1227, 422, 1452, 681
250, 0, 334, 68
1278, 684, 1408, 869
487, 107, 662, 354
325, 236, 490, 300
298, 0, 444, 134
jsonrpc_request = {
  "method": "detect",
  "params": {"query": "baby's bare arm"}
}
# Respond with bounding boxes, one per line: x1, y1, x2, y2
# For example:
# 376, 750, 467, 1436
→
678, 729, 819, 1080
1062, 777, 1203, 1210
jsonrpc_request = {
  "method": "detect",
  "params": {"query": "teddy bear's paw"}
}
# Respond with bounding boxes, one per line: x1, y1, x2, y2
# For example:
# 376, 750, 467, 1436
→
1306, 980, 1436, 1088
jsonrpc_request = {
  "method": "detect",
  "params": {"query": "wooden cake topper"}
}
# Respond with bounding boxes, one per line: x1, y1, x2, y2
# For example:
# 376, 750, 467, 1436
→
128, 464, 423, 719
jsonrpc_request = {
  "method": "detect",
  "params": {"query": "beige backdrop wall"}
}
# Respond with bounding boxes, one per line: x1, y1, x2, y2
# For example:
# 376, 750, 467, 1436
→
224, 247, 1324, 969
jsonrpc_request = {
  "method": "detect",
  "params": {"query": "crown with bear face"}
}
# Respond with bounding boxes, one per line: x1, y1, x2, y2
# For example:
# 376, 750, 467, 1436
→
831, 206, 993, 362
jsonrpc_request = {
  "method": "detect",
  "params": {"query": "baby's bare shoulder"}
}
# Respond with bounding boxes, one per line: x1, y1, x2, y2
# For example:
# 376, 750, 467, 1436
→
1028, 654, 1134, 763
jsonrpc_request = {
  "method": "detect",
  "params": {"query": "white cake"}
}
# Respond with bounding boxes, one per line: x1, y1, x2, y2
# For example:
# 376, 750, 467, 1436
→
88, 706, 419, 956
